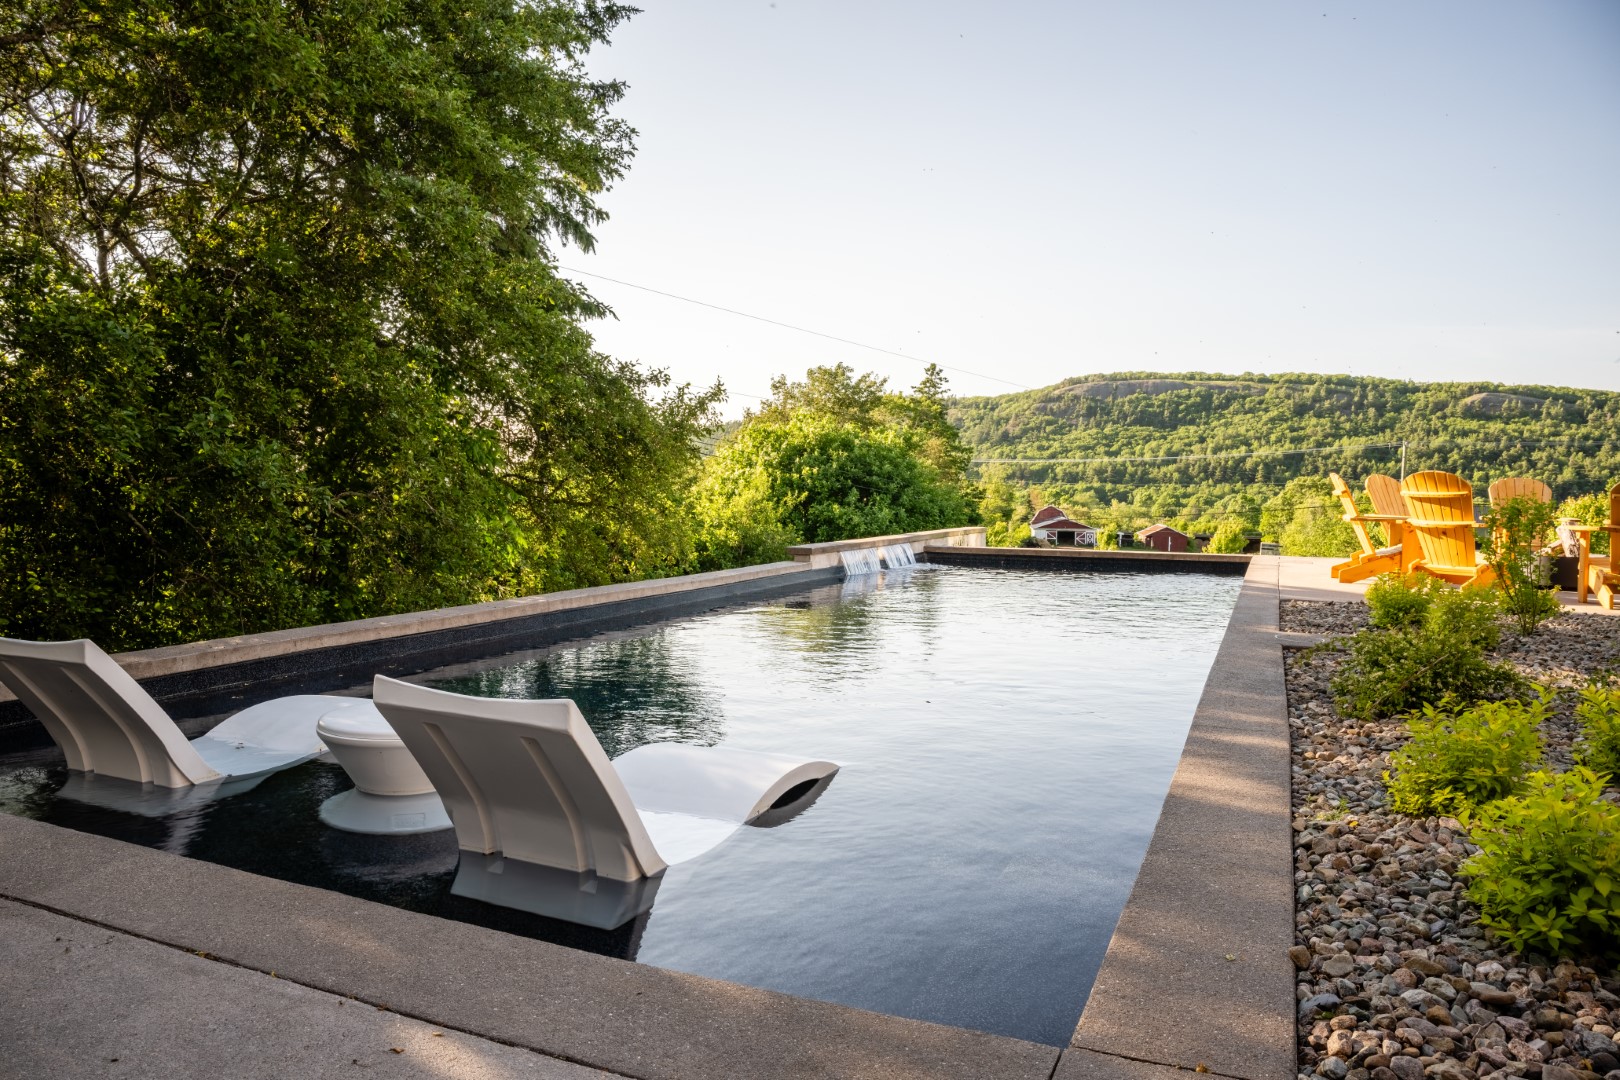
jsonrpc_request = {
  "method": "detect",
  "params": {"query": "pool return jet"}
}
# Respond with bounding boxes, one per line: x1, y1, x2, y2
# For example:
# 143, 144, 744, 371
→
369, 676, 840, 929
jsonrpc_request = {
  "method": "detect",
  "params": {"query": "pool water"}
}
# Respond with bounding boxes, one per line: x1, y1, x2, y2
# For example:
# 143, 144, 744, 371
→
0, 565, 1240, 1045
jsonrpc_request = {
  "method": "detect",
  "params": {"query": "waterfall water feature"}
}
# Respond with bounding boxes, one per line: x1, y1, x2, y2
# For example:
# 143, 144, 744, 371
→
838, 547, 883, 576
878, 543, 917, 569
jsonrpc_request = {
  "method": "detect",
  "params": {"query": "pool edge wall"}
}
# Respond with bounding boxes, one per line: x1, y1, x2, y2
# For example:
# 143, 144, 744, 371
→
0, 551, 1302, 1080
1062, 553, 1297, 1080
0, 561, 844, 751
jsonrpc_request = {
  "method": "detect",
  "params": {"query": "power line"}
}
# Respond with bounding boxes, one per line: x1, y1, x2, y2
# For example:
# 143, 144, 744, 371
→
970, 440, 1407, 466
557, 266, 1032, 392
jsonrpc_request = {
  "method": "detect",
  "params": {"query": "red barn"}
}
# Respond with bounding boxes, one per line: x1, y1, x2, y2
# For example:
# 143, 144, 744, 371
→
1136, 523, 1189, 553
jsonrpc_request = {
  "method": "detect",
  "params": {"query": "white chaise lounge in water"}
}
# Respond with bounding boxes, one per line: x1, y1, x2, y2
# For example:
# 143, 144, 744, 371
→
0, 637, 352, 813
371, 675, 839, 928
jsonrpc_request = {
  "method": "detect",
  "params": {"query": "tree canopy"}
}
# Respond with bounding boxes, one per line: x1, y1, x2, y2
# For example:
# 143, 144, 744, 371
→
0, 0, 718, 649
686, 364, 979, 571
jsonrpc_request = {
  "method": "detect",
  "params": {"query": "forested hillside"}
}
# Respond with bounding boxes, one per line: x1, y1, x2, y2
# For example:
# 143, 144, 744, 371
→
952, 373, 1620, 550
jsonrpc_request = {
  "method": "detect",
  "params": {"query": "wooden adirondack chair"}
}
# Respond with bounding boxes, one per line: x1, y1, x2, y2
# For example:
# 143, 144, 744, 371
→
1364, 474, 1408, 548
1487, 477, 1553, 507
1399, 471, 1495, 588
1576, 482, 1620, 610
1328, 472, 1409, 582
1486, 476, 1557, 554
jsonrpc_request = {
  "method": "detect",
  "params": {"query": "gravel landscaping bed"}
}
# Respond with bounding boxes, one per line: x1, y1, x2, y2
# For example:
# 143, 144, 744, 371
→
1288, 602, 1620, 1080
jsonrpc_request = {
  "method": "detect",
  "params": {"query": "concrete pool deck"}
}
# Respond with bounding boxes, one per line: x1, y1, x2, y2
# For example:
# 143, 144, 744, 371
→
2, 552, 1311, 1078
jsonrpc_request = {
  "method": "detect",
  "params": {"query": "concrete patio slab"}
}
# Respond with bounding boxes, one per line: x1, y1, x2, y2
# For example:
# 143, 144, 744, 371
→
1068, 556, 1296, 1080
0, 814, 1060, 1080
0, 898, 614, 1079
1055, 1046, 1216, 1080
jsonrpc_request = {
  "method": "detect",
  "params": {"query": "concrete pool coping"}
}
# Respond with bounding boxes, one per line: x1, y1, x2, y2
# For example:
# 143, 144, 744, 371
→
0, 552, 1300, 1079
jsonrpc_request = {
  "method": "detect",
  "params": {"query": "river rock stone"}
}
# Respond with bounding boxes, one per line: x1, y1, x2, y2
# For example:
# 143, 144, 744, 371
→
1500, 1017, 1533, 1041
1321, 1056, 1351, 1080
1325, 954, 1358, 978
1391, 1055, 1426, 1080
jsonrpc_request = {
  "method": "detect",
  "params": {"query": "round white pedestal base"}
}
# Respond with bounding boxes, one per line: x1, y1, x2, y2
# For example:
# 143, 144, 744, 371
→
318, 788, 452, 835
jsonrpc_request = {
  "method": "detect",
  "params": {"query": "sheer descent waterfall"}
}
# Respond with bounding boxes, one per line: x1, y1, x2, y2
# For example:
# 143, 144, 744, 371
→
838, 548, 883, 576
878, 543, 916, 569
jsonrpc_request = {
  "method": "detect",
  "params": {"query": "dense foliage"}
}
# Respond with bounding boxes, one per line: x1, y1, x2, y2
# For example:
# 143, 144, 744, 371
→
0, 0, 720, 649
686, 365, 978, 570
1576, 685, 1620, 782
954, 373, 1620, 551
1383, 696, 1545, 816
1364, 572, 1448, 630
1328, 586, 1522, 721
1462, 768, 1620, 958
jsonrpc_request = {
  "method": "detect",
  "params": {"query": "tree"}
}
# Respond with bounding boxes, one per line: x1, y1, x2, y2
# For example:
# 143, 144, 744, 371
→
687, 365, 979, 566
1206, 519, 1249, 554
0, 0, 718, 649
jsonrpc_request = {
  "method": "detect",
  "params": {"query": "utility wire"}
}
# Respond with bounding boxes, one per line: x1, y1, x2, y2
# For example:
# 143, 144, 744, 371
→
557, 266, 1032, 391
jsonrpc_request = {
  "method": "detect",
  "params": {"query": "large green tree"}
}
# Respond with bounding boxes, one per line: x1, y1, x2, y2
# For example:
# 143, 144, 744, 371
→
686, 364, 978, 571
0, 0, 717, 649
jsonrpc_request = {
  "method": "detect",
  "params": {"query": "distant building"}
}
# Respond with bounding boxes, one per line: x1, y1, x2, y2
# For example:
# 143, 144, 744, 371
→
1136, 523, 1189, 553
1030, 506, 1097, 547
1031, 505, 1066, 529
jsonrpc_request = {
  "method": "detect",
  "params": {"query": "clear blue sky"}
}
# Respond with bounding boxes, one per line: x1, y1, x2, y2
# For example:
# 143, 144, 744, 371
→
570, 1, 1620, 415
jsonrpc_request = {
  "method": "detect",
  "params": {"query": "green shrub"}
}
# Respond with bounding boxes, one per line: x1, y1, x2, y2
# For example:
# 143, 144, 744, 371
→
1383, 696, 1545, 815
1330, 587, 1521, 720
1365, 572, 1447, 630
1482, 496, 1560, 635
1462, 767, 1620, 958
1576, 684, 1620, 781
985, 520, 1031, 547
1207, 520, 1249, 554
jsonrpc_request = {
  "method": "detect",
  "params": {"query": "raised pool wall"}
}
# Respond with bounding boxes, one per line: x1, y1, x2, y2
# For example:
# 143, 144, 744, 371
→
0, 526, 986, 750
0, 536, 1300, 1080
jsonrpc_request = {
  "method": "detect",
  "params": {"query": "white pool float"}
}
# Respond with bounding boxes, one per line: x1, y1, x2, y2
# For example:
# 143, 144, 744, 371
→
0, 637, 339, 814
371, 675, 839, 928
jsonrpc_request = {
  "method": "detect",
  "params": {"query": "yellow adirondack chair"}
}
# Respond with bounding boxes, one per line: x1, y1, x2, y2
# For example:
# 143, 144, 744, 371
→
1399, 471, 1495, 589
1487, 476, 1558, 554
1576, 482, 1620, 610
1328, 472, 1409, 582
1364, 474, 1409, 549
1487, 477, 1553, 506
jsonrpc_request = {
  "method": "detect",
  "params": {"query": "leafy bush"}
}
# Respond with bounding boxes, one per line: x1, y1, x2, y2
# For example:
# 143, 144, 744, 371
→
1364, 572, 1447, 630
1330, 587, 1522, 720
1482, 496, 1561, 635
1383, 696, 1545, 815
1576, 684, 1620, 781
985, 520, 1032, 547
1462, 767, 1620, 958
1207, 520, 1249, 553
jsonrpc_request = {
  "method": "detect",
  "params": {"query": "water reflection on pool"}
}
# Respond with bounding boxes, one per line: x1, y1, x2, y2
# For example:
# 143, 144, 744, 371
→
0, 564, 1240, 1045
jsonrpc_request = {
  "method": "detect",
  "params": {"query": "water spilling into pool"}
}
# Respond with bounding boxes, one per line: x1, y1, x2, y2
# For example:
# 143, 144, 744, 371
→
0, 565, 1240, 1045
839, 547, 883, 575
878, 542, 916, 568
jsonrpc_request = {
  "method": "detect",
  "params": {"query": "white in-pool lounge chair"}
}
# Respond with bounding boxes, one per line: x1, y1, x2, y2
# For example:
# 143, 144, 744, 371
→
0, 637, 355, 810
371, 675, 839, 928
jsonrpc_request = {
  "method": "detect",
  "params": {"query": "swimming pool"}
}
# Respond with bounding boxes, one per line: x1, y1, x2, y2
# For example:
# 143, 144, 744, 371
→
0, 564, 1239, 1045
